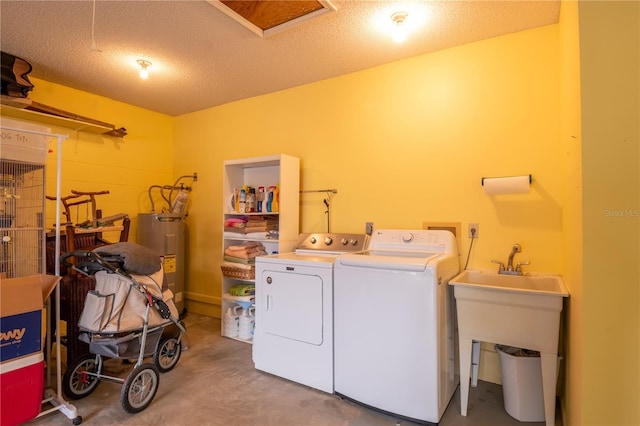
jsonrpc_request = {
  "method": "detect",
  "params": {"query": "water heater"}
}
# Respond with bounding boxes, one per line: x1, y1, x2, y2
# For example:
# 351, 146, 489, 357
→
137, 212, 185, 315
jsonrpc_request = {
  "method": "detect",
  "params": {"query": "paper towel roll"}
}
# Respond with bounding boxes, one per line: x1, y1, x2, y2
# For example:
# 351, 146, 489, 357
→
482, 175, 530, 195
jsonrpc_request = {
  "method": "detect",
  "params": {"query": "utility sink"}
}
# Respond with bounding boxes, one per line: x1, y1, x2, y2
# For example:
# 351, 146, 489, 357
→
449, 270, 569, 426
449, 270, 568, 347
450, 269, 569, 296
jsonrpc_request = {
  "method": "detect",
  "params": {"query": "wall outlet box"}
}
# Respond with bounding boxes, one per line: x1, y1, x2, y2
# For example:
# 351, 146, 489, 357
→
422, 222, 461, 254
365, 222, 374, 235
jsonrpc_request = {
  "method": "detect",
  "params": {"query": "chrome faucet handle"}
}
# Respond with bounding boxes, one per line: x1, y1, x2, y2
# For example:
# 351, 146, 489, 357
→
491, 260, 505, 271
515, 261, 530, 272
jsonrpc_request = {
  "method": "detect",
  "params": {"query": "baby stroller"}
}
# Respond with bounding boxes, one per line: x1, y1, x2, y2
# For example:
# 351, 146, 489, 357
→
60, 243, 186, 414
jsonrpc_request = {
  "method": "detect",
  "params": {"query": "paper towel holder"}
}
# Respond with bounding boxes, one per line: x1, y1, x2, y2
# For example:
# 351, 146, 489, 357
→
481, 174, 532, 186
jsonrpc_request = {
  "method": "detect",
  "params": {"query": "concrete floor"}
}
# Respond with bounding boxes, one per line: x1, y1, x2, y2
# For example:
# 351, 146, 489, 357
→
30, 313, 561, 426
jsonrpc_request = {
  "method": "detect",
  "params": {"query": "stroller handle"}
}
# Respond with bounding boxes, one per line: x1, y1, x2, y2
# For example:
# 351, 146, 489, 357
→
60, 250, 126, 276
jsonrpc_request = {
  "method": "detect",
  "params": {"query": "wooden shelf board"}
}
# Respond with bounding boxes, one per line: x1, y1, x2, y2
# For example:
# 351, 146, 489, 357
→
1, 97, 126, 137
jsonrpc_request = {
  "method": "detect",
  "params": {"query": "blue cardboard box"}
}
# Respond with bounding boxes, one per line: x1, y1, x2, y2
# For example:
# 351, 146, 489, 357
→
0, 275, 60, 363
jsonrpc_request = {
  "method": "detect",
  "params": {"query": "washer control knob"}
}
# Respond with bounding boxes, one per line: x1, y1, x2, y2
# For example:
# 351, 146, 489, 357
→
350, 239, 358, 246
402, 233, 414, 243
341, 238, 348, 245
309, 236, 317, 244
324, 236, 333, 245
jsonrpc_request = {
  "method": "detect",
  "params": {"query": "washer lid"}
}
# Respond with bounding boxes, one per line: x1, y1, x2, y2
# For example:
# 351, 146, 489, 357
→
336, 250, 442, 271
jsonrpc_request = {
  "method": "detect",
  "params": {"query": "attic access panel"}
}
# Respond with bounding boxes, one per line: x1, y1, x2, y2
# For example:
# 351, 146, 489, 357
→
208, 0, 336, 37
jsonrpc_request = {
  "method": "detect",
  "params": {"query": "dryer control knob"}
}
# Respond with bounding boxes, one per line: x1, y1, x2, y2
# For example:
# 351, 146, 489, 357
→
350, 239, 358, 246
324, 237, 333, 245
402, 233, 414, 243
341, 238, 348, 245
309, 236, 317, 244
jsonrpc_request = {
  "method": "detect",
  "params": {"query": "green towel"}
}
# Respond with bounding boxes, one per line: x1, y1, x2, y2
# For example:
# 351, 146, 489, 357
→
229, 284, 255, 296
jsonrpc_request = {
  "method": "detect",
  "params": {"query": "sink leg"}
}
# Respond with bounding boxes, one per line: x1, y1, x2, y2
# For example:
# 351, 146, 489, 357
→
540, 352, 558, 426
471, 340, 481, 387
459, 337, 473, 416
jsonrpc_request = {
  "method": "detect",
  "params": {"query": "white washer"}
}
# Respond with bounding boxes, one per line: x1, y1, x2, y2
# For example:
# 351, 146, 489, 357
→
253, 233, 368, 393
333, 229, 459, 424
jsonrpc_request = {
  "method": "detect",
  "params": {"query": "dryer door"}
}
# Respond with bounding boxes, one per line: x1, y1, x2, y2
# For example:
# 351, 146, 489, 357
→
260, 270, 323, 345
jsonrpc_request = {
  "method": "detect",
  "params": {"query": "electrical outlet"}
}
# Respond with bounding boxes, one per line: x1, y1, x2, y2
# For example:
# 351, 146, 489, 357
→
468, 223, 479, 238
366, 222, 374, 235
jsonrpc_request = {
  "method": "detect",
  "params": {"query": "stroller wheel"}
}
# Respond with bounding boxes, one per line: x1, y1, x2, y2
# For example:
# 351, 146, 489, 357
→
63, 354, 102, 400
154, 337, 182, 372
120, 363, 160, 414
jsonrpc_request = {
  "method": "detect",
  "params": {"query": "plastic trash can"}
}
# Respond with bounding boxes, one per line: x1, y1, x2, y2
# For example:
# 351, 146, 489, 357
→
495, 344, 545, 422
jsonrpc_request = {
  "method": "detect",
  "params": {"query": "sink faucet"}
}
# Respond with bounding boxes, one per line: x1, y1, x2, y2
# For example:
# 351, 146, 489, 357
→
507, 243, 521, 271
491, 243, 530, 275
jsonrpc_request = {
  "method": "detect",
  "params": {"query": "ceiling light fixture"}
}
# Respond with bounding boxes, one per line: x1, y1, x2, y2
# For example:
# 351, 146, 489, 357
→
137, 59, 151, 79
390, 11, 409, 43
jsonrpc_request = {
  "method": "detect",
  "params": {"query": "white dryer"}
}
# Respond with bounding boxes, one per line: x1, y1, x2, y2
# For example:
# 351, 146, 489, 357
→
333, 229, 459, 424
253, 233, 368, 393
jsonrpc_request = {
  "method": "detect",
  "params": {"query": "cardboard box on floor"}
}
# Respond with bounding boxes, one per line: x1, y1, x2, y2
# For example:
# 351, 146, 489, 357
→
0, 274, 60, 363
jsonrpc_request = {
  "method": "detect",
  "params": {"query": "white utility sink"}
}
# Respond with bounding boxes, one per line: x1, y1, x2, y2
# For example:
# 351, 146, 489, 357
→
450, 270, 568, 295
449, 270, 569, 426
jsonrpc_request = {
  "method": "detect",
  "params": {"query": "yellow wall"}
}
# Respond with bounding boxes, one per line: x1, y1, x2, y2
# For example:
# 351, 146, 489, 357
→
558, 1, 583, 425
175, 23, 564, 384
578, 1, 639, 425
22, 78, 175, 241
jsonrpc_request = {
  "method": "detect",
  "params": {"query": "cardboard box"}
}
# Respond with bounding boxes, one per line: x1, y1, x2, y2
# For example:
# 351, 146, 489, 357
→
0, 352, 44, 426
0, 117, 50, 164
0, 275, 60, 363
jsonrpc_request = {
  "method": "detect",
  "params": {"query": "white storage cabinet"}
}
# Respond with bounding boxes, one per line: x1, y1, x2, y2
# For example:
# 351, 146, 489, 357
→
221, 154, 300, 343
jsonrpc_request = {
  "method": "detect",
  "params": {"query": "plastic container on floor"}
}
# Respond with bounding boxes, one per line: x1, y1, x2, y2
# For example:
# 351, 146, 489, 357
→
238, 307, 255, 340
495, 344, 545, 422
0, 352, 44, 426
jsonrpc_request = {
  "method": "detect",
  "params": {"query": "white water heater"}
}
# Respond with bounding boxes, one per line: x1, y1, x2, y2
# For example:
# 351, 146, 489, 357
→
137, 213, 185, 314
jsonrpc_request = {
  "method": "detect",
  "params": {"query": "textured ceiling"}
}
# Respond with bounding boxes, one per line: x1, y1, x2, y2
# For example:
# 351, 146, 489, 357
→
0, 1, 560, 117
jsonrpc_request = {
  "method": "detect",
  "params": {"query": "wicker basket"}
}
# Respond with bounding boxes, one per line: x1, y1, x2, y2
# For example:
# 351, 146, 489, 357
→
58, 274, 96, 363
221, 265, 255, 280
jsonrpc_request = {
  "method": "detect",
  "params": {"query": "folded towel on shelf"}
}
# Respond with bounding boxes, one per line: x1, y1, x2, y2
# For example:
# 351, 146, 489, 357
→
224, 242, 266, 259
244, 226, 268, 232
226, 243, 264, 252
225, 223, 246, 229
223, 255, 255, 265
224, 249, 266, 259
224, 217, 248, 227
226, 242, 261, 249
228, 284, 255, 296
223, 231, 269, 239
221, 260, 253, 270
224, 226, 267, 233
